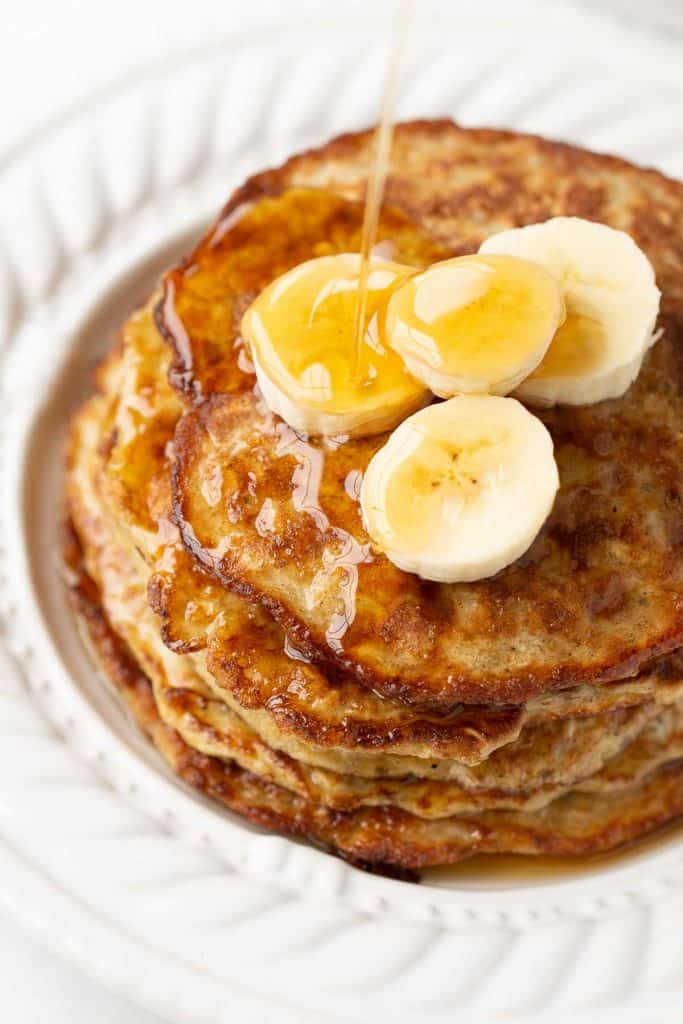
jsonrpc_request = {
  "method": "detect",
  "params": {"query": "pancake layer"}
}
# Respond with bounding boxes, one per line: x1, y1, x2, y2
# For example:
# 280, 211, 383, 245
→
64, 121, 683, 869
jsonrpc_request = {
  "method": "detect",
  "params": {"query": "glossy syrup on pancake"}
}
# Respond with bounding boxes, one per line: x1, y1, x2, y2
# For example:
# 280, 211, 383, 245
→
241, 255, 429, 438
156, 188, 446, 405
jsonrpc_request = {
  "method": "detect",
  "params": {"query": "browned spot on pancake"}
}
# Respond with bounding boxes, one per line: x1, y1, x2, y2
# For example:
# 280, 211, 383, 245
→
587, 574, 628, 618
379, 601, 437, 660
563, 182, 607, 219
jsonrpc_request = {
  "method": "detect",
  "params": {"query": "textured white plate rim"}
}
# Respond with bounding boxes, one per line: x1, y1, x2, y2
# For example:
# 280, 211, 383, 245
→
1, 7, 683, 1022
0, 831, 340, 1024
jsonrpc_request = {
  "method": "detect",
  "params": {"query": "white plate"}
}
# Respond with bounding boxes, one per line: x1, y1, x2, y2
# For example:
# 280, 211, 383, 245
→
1, 5, 683, 1022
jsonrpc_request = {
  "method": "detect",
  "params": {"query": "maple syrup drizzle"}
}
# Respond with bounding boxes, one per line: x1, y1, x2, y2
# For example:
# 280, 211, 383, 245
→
274, 421, 372, 652
352, 0, 415, 380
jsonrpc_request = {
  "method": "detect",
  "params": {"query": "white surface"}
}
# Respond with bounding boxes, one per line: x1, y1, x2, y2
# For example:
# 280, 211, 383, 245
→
0, 915, 161, 1024
0, 3, 682, 1023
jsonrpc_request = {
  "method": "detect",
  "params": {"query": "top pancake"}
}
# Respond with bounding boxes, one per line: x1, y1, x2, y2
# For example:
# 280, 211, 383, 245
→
160, 120, 683, 708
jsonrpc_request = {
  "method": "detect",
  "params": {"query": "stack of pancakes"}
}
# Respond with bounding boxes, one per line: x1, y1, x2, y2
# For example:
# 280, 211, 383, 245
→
65, 121, 683, 870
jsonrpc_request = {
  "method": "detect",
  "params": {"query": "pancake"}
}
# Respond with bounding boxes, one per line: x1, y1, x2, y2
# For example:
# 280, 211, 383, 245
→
160, 121, 683, 708
149, 533, 683, 779
63, 119, 683, 869
64, 518, 683, 870
71, 379, 683, 809
65, 387, 683, 845
96, 300, 683, 780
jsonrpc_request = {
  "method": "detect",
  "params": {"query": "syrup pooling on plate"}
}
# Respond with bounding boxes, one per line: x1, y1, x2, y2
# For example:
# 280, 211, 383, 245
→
242, 253, 430, 438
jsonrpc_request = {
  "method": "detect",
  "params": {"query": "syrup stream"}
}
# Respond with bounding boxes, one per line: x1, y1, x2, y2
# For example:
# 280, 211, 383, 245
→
352, 0, 414, 380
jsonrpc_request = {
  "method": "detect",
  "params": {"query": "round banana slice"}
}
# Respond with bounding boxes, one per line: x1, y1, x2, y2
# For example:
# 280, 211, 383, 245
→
384, 254, 565, 398
360, 395, 559, 584
241, 254, 429, 438
479, 217, 661, 406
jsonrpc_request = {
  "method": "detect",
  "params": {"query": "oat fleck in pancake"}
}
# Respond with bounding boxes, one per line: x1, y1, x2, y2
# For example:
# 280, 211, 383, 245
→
64, 120, 683, 869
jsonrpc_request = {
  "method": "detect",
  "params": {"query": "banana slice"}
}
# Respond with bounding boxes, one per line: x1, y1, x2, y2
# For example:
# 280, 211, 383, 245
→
384, 254, 565, 397
360, 395, 559, 583
241, 254, 429, 438
479, 217, 661, 406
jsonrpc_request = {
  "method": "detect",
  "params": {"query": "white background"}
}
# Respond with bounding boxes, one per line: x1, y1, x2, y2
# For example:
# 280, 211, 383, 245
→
1, 1, 682, 1021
